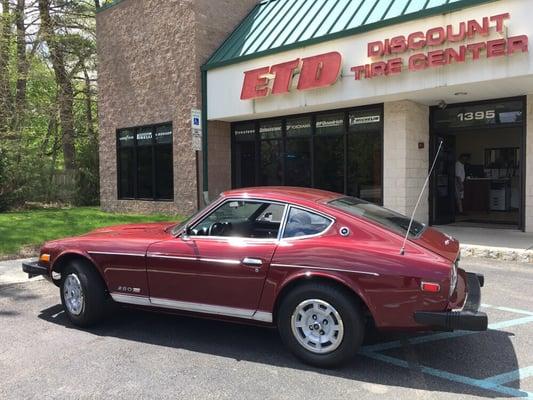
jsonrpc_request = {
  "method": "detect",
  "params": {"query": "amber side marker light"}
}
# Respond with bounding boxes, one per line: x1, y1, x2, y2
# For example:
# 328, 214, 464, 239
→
39, 254, 50, 263
421, 281, 440, 293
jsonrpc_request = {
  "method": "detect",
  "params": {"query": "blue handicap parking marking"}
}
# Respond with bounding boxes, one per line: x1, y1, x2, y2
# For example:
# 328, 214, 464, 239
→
485, 366, 533, 386
360, 304, 533, 398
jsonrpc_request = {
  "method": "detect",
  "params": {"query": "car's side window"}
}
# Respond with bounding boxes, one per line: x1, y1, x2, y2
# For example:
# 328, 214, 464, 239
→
282, 207, 332, 239
191, 200, 285, 239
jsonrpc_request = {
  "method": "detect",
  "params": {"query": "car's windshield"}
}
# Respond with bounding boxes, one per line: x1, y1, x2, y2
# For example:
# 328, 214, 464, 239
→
168, 214, 196, 235
168, 196, 224, 235
328, 197, 426, 238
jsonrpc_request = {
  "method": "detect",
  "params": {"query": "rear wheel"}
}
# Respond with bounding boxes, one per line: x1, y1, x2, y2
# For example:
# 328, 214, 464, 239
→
60, 259, 107, 327
277, 283, 365, 368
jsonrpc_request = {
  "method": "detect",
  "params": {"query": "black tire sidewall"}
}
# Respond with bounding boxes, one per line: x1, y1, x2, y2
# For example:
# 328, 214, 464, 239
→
60, 260, 106, 327
278, 283, 364, 368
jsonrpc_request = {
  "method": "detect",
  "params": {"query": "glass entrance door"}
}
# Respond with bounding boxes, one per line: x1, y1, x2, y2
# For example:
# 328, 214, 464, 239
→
431, 135, 456, 225
430, 97, 525, 229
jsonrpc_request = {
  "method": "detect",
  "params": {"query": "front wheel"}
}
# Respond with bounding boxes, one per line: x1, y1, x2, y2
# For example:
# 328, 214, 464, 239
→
60, 260, 107, 327
277, 283, 365, 368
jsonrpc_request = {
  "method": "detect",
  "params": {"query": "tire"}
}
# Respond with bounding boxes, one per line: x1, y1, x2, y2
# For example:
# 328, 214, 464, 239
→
60, 259, 107, 327
277, 282, 365, 368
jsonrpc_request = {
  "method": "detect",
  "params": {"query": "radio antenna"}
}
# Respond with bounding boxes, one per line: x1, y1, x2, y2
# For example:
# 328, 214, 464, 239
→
400, 140, 444, 255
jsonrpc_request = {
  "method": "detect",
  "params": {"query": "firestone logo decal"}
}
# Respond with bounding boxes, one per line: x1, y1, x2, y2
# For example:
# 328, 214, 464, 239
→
240, 13, 528, 100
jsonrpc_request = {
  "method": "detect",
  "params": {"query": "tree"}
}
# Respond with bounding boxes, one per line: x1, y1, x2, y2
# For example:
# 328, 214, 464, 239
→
0, 0, 12, 134
38, 0, 77, 170
12, 0, 29, 133
0, 0, 100, 209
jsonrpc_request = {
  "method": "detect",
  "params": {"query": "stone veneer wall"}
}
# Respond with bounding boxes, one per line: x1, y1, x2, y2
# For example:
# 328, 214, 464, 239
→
206, 121, 232, 200
96, 0, 257, 215
383, 101, 430, 224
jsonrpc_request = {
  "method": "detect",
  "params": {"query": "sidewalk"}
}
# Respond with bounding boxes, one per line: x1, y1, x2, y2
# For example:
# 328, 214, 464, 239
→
434, 225, 533, 263
0, 258, 40, 286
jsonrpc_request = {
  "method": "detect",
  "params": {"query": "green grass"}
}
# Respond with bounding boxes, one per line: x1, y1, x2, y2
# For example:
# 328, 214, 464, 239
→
0, 207, 183, 259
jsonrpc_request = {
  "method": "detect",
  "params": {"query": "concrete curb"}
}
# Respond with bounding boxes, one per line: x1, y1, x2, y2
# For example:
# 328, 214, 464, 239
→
461, 244, 533, 263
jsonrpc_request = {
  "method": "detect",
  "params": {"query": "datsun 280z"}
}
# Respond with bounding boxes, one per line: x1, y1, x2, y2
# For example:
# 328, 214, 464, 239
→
23, 187, 487, 367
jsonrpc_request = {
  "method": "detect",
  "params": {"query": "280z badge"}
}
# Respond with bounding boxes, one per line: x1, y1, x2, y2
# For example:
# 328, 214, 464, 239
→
117, 286, 141, 294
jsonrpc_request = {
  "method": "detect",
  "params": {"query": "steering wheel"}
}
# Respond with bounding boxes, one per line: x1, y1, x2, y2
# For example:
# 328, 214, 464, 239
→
208, 222, 228, 236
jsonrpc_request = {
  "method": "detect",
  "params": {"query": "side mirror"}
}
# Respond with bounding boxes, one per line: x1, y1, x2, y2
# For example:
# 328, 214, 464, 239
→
181, 225, 192, 241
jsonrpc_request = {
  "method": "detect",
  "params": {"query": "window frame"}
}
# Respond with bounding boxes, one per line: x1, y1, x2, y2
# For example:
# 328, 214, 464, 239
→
116, 122, 174, 201
183, 197, 336, 242
279, 205, 335, 241
188, 198, 289, 242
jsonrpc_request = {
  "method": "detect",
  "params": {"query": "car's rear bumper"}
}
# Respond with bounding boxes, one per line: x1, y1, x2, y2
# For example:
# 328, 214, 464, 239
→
414, 272, 487, 331
22, 260, 49, 279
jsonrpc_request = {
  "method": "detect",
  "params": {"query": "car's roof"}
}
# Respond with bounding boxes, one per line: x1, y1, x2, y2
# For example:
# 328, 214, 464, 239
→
221, 186, 342, 205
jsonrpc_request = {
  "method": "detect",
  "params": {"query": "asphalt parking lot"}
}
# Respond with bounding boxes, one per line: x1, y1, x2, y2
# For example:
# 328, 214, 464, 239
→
1, 257, 532, 399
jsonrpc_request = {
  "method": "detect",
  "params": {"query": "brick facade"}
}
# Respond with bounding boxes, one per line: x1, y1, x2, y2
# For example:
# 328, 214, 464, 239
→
96, 0, 256, 215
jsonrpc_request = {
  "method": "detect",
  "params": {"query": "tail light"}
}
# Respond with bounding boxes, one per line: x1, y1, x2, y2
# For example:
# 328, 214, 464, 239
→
421, 281, 441, 293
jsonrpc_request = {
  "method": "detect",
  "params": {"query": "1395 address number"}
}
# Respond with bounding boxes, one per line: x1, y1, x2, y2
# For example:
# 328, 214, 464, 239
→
457, 110, 496, 121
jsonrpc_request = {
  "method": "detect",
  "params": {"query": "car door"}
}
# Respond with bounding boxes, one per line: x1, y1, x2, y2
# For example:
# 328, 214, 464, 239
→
146, 199, 286, 318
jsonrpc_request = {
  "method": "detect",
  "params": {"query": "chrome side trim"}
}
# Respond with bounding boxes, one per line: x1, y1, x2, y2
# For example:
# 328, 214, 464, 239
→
270, 263, 380, 277
182, 236, 279, 243
252, 311, 273, 323
147, 254, 241, 265
198, 257, 241, 265
110, 293, 151, 306
88, 251, 145, 257
149, 297, 254, 318
277, 203, 290, 241
147, 254, 197, 261
110, 293, 273, 323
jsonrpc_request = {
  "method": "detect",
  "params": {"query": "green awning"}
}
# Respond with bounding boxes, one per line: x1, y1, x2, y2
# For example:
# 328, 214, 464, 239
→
204, 0, 499, 70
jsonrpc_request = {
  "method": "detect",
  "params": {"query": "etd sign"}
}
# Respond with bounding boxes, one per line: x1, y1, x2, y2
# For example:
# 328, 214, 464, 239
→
240, 51, 342, 100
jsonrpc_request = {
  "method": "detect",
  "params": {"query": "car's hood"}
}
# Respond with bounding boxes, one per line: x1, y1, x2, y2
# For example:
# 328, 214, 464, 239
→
412, 226, 460, 263
83, 222, 175, 240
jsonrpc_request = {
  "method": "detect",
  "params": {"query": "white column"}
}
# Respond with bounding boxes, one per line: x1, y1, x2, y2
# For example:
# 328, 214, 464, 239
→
525, 95, 533, 232
383, 100, 430, 224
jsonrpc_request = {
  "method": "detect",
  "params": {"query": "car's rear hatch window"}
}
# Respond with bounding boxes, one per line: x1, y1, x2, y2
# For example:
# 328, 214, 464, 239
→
328, 197, 426, 238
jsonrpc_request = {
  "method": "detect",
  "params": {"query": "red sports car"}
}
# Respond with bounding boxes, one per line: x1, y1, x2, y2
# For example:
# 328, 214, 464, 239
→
23, 187, 487, 367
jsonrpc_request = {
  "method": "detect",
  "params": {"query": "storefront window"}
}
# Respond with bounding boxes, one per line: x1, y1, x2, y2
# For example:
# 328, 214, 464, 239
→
231, 105, 383, 204
117, 123, 173, 201
259, 120, 283, 185
315, 113, 344, 193
286, 117, 311, 187
154, 125, 174, 199
233, 123, 256, 188
118, 129, 135, 199
347, 109, 383, 203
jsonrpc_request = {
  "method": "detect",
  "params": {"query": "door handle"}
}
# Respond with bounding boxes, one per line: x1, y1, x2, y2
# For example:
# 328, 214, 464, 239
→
242, 257, 263, 267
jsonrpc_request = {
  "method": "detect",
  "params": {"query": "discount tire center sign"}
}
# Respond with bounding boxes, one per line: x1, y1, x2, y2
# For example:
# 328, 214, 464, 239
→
240, 13, 528, 101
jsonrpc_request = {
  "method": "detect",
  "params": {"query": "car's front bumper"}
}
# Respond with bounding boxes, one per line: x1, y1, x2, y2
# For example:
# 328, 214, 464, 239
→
22, 260, 49, 279
414, 272, 487, 331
